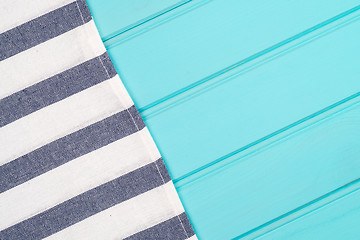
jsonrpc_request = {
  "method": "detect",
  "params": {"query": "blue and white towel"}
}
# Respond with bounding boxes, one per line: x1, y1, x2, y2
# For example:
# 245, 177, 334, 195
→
0, 0, 196, 239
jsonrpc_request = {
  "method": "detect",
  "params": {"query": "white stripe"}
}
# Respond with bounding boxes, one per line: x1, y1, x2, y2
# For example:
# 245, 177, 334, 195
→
139, 127, 164, 163
45, 182, 185, 240
0, 0, 74, 33
0, 75, 132, 166
0, 21, 105, 99
0, 129, 161, 230
187, 236, 198, 240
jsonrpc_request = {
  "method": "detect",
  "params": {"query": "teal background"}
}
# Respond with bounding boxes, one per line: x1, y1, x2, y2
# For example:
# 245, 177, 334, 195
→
86, 1, 360, 239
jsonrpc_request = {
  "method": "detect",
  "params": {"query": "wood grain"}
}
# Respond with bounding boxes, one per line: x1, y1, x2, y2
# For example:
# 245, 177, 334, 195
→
86, 0, 360, 238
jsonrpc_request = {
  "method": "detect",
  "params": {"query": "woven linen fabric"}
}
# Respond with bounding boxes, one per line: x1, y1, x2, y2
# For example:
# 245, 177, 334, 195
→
0, 0, 196, 239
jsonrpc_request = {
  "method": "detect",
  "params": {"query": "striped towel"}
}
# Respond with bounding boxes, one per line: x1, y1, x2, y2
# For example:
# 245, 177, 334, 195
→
0, 0, 196, 239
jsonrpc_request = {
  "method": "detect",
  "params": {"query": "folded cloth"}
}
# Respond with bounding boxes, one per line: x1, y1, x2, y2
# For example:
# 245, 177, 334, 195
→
0, 0, 196, 239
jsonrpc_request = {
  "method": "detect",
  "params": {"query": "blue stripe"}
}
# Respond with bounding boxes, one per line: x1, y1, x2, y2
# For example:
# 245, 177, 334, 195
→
0, 106, 145, 193
125, 212, 195, 240
0, 52, 116, 127
0, 159, 169, 240
0, 0, 91, 61
76, 0, 92, 23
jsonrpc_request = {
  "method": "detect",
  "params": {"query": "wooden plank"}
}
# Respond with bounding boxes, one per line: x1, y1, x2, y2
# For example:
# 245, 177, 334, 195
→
145, 16, 360, 180
86, 0, 183, 40
256, 186, 360, 240
179, 102, 360, 239
105, 0, 359, 108
87, 0, 360, 238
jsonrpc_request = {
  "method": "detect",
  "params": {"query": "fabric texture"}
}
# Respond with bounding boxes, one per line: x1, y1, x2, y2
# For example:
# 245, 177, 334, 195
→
0, 0, 196, 239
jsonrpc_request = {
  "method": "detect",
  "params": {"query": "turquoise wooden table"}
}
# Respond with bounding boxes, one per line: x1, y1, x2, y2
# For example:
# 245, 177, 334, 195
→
86, 1, 360, 239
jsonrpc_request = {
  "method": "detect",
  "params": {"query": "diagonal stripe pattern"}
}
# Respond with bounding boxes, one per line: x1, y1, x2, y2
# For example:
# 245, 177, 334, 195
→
0, 0, 196, 239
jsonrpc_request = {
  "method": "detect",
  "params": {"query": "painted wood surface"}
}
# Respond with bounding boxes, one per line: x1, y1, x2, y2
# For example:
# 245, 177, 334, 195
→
86, 0, 360, 239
